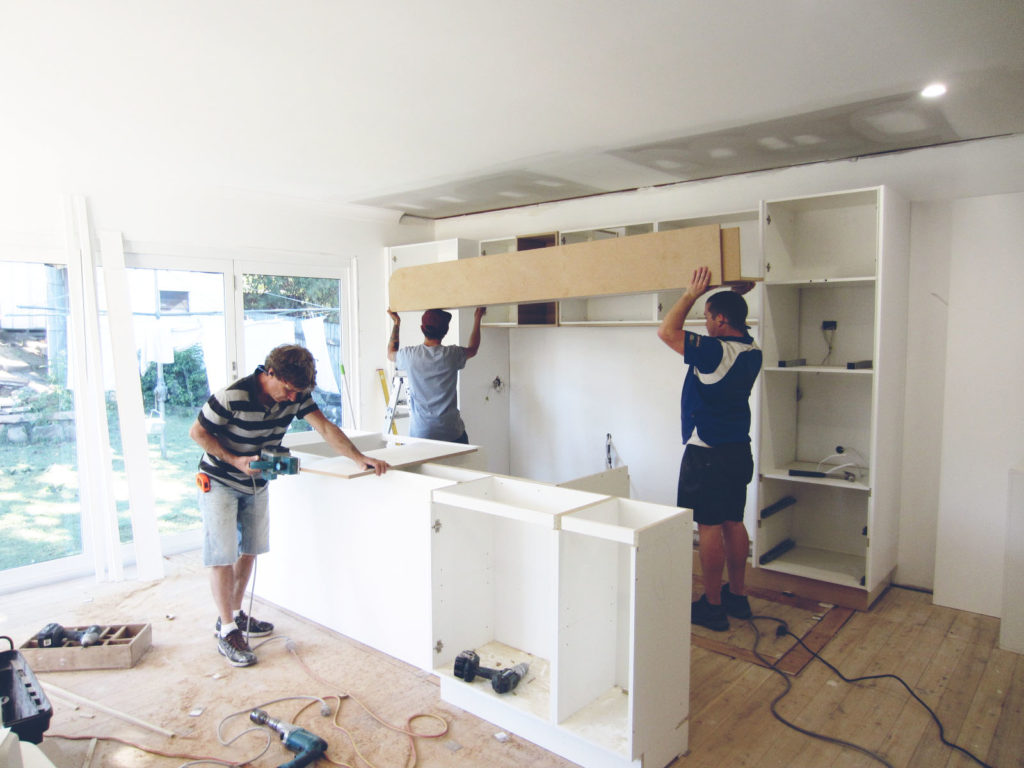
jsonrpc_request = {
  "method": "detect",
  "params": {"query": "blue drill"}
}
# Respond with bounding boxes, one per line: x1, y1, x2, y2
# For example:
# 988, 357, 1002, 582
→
249, 709, 328, 768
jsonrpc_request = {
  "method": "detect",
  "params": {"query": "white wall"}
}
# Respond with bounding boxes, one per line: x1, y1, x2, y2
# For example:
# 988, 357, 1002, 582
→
436, 135, 1024, 604
896, 201, 952, 588
932, 192, 1024, 615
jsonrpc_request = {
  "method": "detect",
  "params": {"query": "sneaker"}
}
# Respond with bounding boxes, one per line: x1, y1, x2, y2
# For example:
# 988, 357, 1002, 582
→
217, 629, 257, 667
721, 583, 752, 619
691, 595, 729, 632
216, 610, 274, 638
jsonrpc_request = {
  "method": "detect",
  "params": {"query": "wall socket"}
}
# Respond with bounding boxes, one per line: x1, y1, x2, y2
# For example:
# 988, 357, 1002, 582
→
822, 320, 837, 330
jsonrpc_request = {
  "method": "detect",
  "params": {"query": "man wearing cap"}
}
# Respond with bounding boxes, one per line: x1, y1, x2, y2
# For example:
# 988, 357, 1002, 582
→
386, 306, 486, 443
657, 266, 761, 632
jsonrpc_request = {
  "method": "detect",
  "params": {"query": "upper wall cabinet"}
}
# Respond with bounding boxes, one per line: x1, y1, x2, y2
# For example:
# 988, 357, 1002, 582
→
389, 222, 754, 325
754, 187, 909, 609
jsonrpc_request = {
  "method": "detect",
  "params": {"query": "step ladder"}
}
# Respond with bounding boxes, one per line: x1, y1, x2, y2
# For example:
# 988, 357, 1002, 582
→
376, 369, 411, 434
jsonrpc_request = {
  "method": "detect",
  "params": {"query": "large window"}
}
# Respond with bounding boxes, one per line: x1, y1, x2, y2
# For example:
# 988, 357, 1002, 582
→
0, 262, 83, 570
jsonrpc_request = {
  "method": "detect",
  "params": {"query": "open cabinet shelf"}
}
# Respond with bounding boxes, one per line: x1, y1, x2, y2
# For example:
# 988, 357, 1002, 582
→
431, 477, 692, 768
754, 187, 909, 608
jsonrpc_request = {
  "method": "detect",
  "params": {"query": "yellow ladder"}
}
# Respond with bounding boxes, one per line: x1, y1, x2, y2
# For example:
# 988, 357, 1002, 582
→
376, 368, 409, 434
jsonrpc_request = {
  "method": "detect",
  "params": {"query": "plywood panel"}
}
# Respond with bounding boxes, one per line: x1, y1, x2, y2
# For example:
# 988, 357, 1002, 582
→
389, 225, 747, 311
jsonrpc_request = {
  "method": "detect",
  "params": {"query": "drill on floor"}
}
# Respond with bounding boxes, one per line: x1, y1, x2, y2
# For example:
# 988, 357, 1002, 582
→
250, 709, 328, 768
453, 650, 529, 694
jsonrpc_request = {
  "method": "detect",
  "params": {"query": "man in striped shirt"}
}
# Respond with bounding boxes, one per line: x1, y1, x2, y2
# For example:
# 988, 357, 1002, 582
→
190, 344, 388, 666
658, 266, 761, 633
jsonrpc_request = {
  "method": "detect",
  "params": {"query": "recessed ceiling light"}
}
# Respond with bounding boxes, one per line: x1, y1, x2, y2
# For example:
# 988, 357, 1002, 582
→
435, 195, 465, 203
862, 109, 930, 134
534, 179, 564, 188
758, 136, 791, 150
792, 134, 825, 146
921, 82, 947, 98
708, 148, 736, 159
499, 190, 528, 198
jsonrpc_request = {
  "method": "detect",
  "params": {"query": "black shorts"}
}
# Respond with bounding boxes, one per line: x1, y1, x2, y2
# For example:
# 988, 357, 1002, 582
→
676, 442, 753, 526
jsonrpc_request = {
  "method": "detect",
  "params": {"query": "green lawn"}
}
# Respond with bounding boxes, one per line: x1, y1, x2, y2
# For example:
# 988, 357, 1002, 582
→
0, 409, 202, 571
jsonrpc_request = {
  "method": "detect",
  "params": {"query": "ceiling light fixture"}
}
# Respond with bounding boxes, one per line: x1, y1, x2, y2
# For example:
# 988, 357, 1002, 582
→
921, 82, 947, 98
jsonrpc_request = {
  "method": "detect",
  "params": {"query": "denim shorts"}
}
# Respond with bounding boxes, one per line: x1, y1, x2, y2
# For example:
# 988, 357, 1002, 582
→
200, 481, 270, 566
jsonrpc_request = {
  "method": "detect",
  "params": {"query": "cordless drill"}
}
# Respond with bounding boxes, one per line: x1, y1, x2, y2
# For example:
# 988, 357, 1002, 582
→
250, 709, 328, 768
36, 623, 104, 648
249, 446, 300, 481
453, 650, 529, 694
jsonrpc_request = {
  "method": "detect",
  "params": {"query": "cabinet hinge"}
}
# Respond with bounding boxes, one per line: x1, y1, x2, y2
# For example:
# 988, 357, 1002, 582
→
766, 214, 772, 226
432, 519, 442, 533
434, 640, 444, 654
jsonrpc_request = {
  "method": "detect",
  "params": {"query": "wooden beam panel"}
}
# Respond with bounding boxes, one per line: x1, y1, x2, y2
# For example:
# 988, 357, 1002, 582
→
389, 224, 748, 312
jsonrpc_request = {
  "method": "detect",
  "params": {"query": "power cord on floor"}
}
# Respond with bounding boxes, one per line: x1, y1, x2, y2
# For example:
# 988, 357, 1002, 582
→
47, 634, 449, 768
745, 613, 994, 768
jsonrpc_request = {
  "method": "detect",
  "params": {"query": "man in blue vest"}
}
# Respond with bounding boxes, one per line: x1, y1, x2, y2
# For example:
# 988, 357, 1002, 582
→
658, 266, 761, 631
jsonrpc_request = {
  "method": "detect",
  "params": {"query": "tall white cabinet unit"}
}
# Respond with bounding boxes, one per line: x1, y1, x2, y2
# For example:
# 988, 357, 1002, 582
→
754, 187, 909, 608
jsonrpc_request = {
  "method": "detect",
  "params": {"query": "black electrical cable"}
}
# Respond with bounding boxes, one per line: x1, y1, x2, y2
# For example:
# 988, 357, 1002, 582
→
745, 614, 994, 768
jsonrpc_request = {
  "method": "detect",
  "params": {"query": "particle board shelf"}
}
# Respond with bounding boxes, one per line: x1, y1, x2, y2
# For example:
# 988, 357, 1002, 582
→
283, 431, 478, 479
388, 224, 753, 312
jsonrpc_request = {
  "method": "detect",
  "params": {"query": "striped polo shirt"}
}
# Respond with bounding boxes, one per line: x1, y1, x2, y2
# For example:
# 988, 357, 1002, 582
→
196, 366, 317, 493
680, 331, 762, 446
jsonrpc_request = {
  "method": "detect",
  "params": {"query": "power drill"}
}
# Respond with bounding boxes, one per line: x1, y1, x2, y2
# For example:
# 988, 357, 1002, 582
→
249, 446, 300, 481
250, 709, 328, 768
36, 623, 103, 648
453, 650, 529, 694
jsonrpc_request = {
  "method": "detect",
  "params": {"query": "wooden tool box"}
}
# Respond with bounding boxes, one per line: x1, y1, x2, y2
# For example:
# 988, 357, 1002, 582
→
18, 624, 152, 672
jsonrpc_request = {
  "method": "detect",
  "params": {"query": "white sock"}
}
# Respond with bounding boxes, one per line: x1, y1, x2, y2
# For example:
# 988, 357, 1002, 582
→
220, 621, 238, 637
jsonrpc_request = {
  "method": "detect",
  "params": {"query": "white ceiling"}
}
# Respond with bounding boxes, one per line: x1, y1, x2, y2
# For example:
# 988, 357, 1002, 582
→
3, 1, 1023, 219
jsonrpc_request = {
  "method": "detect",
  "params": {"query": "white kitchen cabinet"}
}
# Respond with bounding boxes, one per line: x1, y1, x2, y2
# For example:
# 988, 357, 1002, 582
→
754, 187, 909, 608
430, 476, 691, 768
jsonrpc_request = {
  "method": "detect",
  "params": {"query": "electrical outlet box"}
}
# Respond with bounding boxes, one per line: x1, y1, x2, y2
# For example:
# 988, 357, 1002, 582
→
822, 320, 837, 330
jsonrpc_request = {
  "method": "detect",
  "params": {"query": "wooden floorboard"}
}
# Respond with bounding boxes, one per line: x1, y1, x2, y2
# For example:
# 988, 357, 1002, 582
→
2, 553, 1020, 768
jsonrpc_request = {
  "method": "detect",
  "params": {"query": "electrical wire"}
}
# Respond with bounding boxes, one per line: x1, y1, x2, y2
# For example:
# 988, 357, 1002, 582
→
744, 614, 995, 768
285, 639, 449, 768
820, 326, 835, 365
47, 635, 448, 768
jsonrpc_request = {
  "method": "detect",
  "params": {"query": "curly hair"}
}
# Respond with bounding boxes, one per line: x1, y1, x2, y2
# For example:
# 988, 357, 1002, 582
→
264, 344, 317, 391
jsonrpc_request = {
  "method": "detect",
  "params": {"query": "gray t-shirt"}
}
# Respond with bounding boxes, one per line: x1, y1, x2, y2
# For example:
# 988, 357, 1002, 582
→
395, 344, 469, 440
